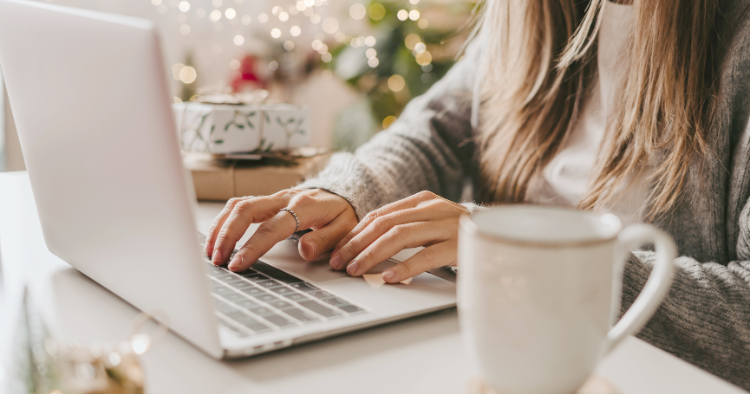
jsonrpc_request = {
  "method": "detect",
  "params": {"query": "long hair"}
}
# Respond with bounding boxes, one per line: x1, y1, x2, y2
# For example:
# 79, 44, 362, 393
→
476, 0, 720, 220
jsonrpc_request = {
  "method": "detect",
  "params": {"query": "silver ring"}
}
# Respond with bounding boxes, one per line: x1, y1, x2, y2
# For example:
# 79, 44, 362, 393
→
279, 207, 300, 233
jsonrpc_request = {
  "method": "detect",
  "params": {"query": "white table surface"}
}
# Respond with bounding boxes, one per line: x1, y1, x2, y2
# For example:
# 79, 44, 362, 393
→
0, 171, 745, 394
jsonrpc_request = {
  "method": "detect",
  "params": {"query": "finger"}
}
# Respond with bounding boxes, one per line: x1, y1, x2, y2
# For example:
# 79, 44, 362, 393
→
205, 197, 246, 257
298, 212, 356, 261
333, 191, 442, 253
212, 196, 288, 265
332, 200, 462, 269
227, 210, 298, 271
382, 240, 457, 283
345, 220, 455, 276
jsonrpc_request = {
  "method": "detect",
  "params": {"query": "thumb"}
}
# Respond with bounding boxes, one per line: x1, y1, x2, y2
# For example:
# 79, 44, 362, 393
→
298, 215, 354, 261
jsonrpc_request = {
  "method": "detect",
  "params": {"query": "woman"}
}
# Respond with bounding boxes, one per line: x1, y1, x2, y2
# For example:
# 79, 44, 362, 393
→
206, 0, 750, 388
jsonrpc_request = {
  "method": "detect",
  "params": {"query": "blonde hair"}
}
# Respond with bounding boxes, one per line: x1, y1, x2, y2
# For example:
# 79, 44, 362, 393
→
476, 0, 721, 220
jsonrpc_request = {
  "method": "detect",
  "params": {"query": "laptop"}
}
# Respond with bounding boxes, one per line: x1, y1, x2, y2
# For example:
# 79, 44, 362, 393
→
0, 0, 456, 358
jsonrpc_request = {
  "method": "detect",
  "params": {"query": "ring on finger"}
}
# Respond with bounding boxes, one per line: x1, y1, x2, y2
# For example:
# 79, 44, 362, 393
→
279, 207, 300, 233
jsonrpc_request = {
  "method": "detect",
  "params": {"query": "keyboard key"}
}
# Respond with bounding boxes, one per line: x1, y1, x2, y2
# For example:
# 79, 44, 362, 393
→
234, 298, 261, 310
283, 293, 309, 302
223, 292, 248, 303
321, 297, 348, 307
338, 304, 365, 314
239, 287, 265, 296
213, 286, 234, 296
308, 290, 333, 299
252, 261, 302, 283
230, 281, 255, 290
240, 273, 268, 281
216, 273, 237, 282
268, 286, 296, 296
266, 299, 293, 309
249, 306, 276, 316
227, 312, 271, 333
215, 300, 238, 314
256, 279, 283, 289
254, 293, 280, 303
282, 307, 320, 323
262, 314, 295, 328
219, 320, 249, 337
298, 300, 341, 318
289, 282, 318, 292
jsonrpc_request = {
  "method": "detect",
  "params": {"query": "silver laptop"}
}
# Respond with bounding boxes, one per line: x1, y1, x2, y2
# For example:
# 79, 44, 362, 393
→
0, 0, 456, 358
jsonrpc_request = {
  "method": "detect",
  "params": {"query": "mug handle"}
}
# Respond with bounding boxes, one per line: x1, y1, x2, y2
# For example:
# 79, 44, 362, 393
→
605, 224, 677, 352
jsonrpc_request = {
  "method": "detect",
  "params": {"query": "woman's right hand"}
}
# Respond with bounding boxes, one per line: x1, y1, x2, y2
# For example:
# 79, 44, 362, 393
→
205, 189, 358, 272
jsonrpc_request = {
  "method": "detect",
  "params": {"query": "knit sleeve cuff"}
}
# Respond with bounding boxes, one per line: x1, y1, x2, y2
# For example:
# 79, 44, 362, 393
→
294, 152, 384, 222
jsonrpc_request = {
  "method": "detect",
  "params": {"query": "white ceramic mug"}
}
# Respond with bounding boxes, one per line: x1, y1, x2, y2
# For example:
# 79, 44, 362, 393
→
457, 205, 677, 394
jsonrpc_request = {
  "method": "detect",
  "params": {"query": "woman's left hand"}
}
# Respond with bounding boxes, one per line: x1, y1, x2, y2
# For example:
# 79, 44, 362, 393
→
329, 191, 468, 283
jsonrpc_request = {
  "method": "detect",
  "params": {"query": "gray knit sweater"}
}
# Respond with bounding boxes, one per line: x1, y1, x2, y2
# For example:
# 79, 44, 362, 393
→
298, 1, 750, 389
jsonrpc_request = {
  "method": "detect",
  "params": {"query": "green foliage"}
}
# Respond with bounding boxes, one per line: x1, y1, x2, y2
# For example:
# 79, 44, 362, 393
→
330, 0, 474, 129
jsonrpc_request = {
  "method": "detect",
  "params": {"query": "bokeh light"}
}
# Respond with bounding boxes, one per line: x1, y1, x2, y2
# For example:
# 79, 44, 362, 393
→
388, 75, 405, 92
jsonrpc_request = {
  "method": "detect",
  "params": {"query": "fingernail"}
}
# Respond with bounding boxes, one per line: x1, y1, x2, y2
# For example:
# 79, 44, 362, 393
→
212, 249, 223, 265
347, 261, 359, 275
330, 254, 341, 269
382, 270, 396, 283
228, 256, 241, 271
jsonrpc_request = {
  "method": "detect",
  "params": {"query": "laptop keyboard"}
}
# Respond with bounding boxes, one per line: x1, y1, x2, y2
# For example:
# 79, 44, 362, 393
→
204, 251, 366, 338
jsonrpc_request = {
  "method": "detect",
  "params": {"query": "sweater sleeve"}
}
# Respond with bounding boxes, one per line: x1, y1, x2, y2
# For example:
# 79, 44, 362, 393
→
295, 43, 480, 220
621, 249, 750, 389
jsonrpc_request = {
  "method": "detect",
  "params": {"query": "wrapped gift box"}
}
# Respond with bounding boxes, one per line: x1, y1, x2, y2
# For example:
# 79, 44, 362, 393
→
173, 102, 310, 154
184, 152, 330, 201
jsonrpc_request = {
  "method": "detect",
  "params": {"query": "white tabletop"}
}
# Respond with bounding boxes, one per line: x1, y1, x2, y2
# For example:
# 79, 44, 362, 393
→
0, 171, 745, 394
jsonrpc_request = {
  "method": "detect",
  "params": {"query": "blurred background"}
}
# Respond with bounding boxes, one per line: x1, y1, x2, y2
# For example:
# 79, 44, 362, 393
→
0, 0, 476, 172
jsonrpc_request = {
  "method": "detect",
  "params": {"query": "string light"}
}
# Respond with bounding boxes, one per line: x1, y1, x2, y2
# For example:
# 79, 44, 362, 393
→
290, 25, 301, 36
304, 0, 315, 7
397, 10, 408, 21
178, 0, 189, 12
269, 61, 279, 71
365, 48, 377, 58
321, 52, 332, 62
368, 3, 385, 20
279, 11, 289, 21
418, 19, 428, 29
415, 50, 432, 66
368, 57, 379, 67
414, 42, 426, 53
296, 1, 306, 11
233, 35, 244, 46
271, 28, 281, 38
408, 10, 420, 21
349, 3, 366, 20
225, 8, 236, 19
258, 13, 268, 23
405, 34, 421, 50
409, 0, 419, 4
311, 39, 322, 50
151, 0, 161, 5
179, 66, 197, 84
322, 17, 339, 34
284, 40, 295, 50
272, 6, 282, 15
209, 9, 221, 22
388, 75, 405, 92
310, 13, 321, 24
365, 36, 376, 46
211, 0, 222, 7
382, 115, 397, 129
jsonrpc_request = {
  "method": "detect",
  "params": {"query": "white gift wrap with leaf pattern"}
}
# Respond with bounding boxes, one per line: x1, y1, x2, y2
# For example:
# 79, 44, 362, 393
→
173, 103, 309, 154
